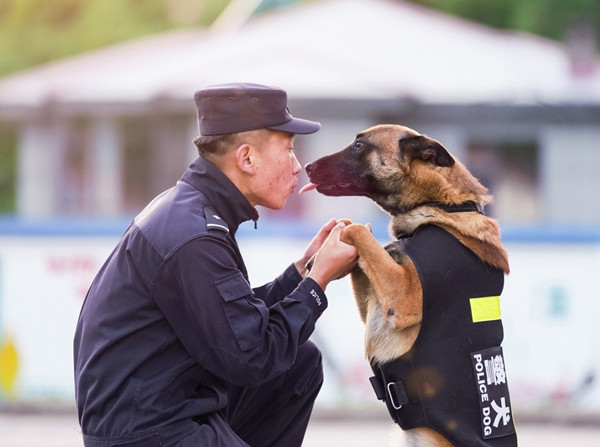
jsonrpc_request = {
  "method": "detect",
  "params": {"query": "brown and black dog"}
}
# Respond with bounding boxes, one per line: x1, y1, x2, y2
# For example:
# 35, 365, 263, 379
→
302, 125, 517, 446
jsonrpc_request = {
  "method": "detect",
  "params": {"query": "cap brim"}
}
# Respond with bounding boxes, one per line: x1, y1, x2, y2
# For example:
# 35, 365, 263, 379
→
267, 117, 321, 135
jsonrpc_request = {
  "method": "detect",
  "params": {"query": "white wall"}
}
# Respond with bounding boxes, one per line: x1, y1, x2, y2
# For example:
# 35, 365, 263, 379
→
1, 228, 599, 418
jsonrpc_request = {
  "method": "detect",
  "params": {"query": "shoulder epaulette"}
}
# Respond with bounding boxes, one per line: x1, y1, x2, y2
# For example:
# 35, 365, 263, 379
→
203, 206, 229, 233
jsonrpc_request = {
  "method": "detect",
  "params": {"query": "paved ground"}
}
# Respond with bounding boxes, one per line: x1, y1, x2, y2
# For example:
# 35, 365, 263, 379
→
1, 408, 600, 446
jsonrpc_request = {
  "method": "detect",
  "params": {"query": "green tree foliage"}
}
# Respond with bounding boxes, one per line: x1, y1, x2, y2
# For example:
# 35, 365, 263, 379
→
0, 0, 230, 77
0, 124, 16, 213
407, 0, 600, 44
2, 0, 599, 82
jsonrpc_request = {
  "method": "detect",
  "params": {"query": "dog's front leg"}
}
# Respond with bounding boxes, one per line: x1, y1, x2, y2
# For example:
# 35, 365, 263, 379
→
341, 224, 422, 331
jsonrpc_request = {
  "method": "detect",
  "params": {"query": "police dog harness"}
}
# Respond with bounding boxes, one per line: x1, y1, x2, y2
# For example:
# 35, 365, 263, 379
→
369, 225, 517, 446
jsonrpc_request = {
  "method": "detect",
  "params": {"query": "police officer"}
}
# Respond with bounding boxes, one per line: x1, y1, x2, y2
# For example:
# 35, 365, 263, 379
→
74, 83, 358, 447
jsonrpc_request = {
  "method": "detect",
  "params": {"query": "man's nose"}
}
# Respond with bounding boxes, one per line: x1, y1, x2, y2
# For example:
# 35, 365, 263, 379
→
292, 154, 302, 175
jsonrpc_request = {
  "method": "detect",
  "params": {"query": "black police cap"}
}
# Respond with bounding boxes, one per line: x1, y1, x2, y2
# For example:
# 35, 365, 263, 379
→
194, 83, 321, 136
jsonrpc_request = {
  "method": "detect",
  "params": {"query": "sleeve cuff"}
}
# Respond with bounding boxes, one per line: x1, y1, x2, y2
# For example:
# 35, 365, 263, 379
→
296, 277, 328, 316
282, 262, 303, 286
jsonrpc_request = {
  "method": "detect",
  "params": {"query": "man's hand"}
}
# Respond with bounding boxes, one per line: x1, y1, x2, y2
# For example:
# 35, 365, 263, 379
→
306, 221, 358, 291
294, 218, 338, 277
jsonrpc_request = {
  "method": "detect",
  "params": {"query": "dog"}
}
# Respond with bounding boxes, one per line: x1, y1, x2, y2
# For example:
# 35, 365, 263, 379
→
302, 125, 517, 446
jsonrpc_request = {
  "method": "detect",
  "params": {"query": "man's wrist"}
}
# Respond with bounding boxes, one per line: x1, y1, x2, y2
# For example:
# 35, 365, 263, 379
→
294, 259, 309, 278
306, 269, 328, 291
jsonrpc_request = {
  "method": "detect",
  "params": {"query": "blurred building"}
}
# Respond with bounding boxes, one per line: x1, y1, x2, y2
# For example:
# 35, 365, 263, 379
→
0, 0, 599, 225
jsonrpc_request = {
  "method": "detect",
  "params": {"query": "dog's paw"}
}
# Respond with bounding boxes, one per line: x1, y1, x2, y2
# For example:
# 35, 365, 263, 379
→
340, 223, 370, 245
337, 218, 353, 226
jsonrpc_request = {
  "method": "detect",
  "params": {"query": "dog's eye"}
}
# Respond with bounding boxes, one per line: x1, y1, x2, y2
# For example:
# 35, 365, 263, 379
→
354, 141, 364, 150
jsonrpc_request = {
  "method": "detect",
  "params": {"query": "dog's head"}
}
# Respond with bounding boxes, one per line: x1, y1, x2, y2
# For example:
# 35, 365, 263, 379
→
303, 124, 485, 214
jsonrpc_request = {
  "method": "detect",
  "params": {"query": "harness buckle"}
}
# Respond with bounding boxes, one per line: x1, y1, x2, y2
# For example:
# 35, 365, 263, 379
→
387, 380, 409, 410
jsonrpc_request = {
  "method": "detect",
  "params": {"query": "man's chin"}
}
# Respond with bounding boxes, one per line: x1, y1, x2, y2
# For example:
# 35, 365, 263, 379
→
258, 200, 287, 212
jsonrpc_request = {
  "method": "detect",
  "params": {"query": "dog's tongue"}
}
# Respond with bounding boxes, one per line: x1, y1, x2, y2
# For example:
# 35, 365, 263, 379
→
299, 182, 318, 195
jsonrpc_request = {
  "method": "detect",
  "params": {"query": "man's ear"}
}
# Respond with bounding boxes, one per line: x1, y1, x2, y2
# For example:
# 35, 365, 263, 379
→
235, 144, 256, 174
400, 135, 455, 167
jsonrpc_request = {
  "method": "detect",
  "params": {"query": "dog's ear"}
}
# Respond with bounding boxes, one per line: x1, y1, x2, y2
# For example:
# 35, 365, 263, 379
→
400, 135, 455, 167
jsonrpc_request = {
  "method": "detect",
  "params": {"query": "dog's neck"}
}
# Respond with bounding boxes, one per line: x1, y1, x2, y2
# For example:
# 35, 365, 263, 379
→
413, 201, 484, 215
389, 204, 510, 274
390, 202, 484, 238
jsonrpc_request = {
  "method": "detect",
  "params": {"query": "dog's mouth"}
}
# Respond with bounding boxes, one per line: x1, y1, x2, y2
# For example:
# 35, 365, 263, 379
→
298, 182, 318, 194
302, 159, 369, 197
299, 180, 357, 196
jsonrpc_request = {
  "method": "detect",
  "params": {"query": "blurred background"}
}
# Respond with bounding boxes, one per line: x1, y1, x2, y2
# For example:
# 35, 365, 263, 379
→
1, 0, 600, 444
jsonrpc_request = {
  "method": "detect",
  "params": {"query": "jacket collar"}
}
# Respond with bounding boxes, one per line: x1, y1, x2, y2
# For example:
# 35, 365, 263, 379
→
181, 157, 259, 234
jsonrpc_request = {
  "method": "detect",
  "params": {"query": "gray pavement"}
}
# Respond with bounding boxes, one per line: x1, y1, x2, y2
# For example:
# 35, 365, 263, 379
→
1, 408, 600, 446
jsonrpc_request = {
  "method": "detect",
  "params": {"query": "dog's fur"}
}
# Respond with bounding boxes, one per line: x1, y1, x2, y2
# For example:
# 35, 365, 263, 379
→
304, 124, 509, 446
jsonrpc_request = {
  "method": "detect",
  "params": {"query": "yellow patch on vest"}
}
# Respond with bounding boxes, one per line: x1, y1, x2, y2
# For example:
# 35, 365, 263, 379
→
470, 296, 501, 323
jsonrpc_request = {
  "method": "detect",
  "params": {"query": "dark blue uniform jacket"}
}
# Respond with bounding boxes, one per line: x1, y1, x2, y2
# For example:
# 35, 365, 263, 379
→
73, 156, 328, 445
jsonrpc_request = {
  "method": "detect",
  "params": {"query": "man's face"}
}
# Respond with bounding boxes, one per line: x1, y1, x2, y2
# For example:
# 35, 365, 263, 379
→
250, 131, 301, 210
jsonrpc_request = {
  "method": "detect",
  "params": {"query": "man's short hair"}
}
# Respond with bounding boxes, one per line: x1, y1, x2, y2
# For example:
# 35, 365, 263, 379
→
193, 133, 236, 158
193, 129, 271, 160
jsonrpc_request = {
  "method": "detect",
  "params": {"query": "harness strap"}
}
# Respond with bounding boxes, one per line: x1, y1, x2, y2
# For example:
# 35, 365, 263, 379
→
369, 376, 386, 401
418, 200, 484, 215
370, 361, 426, 428
387, 380, 410, 410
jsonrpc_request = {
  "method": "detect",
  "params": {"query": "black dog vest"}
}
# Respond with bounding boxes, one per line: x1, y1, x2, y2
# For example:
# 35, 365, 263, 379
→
369, 225, 517, 446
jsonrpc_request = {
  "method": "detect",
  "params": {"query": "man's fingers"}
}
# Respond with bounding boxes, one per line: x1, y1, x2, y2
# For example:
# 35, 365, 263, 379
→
315, 218, 337, 243
328, 221, 347, 240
